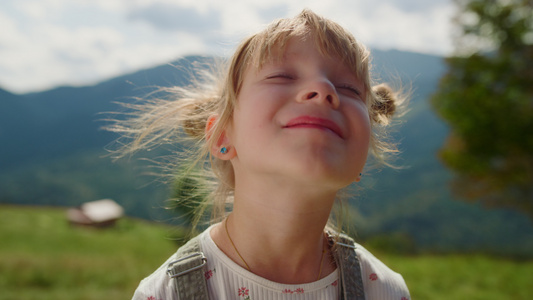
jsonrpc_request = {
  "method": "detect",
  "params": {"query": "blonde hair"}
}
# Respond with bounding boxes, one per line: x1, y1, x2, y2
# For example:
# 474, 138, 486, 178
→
107, 9, 406, 230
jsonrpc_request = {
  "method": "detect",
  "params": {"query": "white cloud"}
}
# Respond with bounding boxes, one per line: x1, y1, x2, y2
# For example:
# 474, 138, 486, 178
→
127, 3, 221, 32
348, 2, 455, 54
0, 0, 454, 93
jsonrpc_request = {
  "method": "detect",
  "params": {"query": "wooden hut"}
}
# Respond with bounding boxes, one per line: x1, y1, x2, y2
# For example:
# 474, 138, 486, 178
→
67, 199, 124, 227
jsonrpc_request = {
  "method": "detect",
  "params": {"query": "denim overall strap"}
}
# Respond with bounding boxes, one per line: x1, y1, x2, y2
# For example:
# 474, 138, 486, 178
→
167, 237, 210, 300
330, 232, 366, 300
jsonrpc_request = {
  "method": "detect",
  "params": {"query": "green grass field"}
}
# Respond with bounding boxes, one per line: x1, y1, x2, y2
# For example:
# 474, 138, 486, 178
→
1, 205, 531, 299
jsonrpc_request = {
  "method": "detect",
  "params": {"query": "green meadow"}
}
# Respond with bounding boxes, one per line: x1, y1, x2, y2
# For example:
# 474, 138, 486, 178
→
1, 206, 531, 300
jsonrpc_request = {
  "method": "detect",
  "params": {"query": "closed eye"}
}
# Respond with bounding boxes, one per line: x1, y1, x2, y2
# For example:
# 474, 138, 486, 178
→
337, 84, 362, 97
266, 73, 295, 80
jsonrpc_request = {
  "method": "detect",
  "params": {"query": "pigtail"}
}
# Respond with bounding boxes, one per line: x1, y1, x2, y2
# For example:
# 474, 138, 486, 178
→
366, 82, 408, 168
370, 83, 402, 125
182, 96, 218, 139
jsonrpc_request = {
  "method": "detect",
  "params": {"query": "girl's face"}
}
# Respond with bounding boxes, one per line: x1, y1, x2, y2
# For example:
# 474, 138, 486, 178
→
226, 36, 371, 190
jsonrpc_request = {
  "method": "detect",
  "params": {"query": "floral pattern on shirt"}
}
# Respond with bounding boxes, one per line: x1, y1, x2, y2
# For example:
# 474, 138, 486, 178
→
205, 268, 216, 280
238, 287, 251, 299
281, 287, 306, 294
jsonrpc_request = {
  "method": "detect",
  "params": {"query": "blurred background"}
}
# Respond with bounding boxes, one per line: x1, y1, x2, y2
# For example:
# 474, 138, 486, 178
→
1, 0, 532, 299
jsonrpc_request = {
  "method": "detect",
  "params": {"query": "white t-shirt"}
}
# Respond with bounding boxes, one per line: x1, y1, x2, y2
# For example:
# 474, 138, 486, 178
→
132, 225, 410, 300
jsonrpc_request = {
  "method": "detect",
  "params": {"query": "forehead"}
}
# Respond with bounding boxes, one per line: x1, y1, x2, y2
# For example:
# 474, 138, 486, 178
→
251, 33, 366, 80
254, 37, 360, 80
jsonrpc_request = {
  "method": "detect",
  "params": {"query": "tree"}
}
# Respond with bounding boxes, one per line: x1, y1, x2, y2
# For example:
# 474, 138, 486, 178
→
432, 0, 533, 218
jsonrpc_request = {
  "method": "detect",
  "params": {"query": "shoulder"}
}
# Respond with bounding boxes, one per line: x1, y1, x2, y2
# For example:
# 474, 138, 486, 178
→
131, 251, 177, 300
132, 235, 203, 300
354, 242, 410, 299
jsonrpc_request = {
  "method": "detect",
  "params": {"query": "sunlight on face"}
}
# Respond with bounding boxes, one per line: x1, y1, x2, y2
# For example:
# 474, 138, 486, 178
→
228, 36, 370, 191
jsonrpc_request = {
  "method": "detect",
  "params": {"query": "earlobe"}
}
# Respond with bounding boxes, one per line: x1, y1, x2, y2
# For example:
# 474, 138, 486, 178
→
355, 173, 362, 182
206, 115, 236, 160
212, 141, 236, 160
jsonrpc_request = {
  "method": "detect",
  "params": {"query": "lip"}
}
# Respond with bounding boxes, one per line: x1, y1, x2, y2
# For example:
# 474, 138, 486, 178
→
284, 116, 344, 138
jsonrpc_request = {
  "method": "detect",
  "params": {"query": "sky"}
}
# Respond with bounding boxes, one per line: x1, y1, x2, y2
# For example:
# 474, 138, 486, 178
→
0, 0, 455, 94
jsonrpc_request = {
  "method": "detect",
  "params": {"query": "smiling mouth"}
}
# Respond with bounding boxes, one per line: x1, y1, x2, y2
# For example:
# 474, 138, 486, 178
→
284, 116, 343, 138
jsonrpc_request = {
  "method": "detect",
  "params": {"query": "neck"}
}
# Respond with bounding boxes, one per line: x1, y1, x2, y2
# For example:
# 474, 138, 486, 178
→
211, 175, 338, 283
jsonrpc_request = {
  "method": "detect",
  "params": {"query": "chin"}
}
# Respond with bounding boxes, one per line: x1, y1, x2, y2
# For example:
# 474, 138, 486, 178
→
294, 164, 355, 188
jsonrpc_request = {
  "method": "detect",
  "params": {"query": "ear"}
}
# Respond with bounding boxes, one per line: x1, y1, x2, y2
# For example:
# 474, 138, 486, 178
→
206, 115, 236, 160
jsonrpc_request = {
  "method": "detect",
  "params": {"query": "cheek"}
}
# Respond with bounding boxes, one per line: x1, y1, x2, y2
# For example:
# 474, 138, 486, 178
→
347, 103, 371, 138
230, 104, 270, 148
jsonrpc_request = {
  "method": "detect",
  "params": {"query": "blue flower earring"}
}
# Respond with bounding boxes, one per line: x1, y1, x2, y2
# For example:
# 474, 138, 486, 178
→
220, 147, 228, 154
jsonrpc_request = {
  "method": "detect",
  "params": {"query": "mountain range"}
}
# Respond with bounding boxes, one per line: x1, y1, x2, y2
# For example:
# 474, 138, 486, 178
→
1, 51, 531, 256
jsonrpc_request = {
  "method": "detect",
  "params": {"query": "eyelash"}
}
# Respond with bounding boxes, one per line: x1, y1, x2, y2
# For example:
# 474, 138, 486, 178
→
267, 73, 294, 80
337, 84, 362, 96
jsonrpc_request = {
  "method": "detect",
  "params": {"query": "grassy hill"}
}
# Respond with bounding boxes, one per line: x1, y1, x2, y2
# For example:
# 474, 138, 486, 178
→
0, 205, 183, 300
1, 205, 531, 300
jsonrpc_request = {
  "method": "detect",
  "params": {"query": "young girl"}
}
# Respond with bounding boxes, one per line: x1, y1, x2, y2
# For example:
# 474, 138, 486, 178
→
112, 9, 410, 300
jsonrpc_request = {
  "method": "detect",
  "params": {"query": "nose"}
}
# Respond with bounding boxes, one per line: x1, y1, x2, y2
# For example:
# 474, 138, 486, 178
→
297, 78, 340, 108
